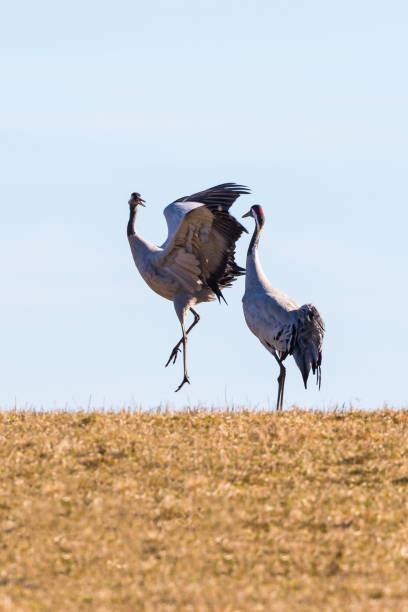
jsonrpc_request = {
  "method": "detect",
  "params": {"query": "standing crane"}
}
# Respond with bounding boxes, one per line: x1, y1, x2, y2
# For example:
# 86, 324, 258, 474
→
241, 205, 324, 410
127, 183, 250, 391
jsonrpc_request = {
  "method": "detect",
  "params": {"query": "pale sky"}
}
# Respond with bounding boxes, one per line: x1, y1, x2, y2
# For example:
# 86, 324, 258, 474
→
1, 0, 407, 409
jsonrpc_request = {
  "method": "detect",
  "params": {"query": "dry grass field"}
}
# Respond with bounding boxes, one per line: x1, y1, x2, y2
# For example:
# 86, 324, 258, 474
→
0, 409, 408, 611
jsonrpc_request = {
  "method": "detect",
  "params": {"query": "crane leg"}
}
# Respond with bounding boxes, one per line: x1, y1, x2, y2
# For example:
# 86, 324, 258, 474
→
272, 351, 286, 411
165, 308, 200, 367
175, 321, 190, 392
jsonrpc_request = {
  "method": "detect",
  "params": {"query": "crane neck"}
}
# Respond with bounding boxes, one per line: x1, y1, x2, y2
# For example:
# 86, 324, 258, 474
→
127, 205, 139, 237
247, 215, 264, 257
245, 216, 268, 289
127, 205, 160, 274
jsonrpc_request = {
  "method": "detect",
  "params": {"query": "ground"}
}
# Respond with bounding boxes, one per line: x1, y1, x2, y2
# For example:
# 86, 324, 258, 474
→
0, 409, 408, 611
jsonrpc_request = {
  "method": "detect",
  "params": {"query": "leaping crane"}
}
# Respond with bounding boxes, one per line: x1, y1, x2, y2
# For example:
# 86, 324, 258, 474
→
127, 183, 250, 391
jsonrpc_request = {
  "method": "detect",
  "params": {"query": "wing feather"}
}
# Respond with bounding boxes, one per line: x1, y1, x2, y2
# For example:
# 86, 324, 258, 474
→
174, 182, 250, 210
157, 183, 249, 299
156, 205, 243, 299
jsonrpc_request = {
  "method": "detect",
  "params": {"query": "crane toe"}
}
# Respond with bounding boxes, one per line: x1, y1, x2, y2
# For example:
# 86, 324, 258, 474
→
175, 375, 190, 392
165, 345, 181, 367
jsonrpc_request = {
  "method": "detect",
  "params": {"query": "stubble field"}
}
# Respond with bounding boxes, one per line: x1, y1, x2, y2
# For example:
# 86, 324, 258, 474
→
0, 409, 408, 611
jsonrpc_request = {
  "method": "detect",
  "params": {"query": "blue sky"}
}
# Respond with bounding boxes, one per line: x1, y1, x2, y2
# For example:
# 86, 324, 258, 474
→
1, 0, 407, 409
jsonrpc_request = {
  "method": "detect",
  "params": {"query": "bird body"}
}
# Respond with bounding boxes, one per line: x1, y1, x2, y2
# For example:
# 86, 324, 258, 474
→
127, 183, 250, 391
242, 205, 324, 410
243, 250, 300, 354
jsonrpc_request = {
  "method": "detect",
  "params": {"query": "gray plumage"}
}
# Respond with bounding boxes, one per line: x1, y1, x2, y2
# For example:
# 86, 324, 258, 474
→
242, 205, 324, 410
127, 183, 250, 391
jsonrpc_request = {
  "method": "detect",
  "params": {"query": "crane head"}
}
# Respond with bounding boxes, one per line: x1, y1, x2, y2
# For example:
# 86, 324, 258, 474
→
128, 192, 146, 208
242, 205, 264, 220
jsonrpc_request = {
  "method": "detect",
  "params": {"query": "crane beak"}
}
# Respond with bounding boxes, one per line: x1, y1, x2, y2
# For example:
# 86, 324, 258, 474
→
242, 210, 251, 218
128, 197, 146, 207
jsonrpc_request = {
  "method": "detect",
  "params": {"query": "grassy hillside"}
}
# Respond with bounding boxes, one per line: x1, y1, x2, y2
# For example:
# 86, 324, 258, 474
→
0, 409, 408, 611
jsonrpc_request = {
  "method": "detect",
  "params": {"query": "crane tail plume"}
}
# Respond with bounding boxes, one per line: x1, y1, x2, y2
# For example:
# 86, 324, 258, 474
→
316, 365, 322, 390
292, 304, 324, 391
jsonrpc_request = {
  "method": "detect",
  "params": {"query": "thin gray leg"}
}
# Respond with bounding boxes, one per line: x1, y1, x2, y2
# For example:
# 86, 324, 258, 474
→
272, 351, 286, 411
165, 308, 200, 367
175, 321, 190, 392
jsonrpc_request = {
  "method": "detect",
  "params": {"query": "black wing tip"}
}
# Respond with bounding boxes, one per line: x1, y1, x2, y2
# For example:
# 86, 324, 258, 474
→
175, 182, 251, 205
205, 182, 250, 191
208, 281, 228, 304
215, 182, 251, 194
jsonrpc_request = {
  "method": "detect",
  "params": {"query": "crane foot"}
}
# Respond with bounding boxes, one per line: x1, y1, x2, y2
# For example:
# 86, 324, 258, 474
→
165, 345, 181, 367
175, 375, 190, 392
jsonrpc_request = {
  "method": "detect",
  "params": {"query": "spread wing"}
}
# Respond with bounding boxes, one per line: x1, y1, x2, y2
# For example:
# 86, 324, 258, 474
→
156, 196, 248, 300
174, 182, 250, 209
161, 182, 250, 249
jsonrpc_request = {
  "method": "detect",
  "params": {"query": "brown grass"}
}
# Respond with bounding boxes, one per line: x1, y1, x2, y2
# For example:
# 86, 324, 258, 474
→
0, 409, 408, 611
